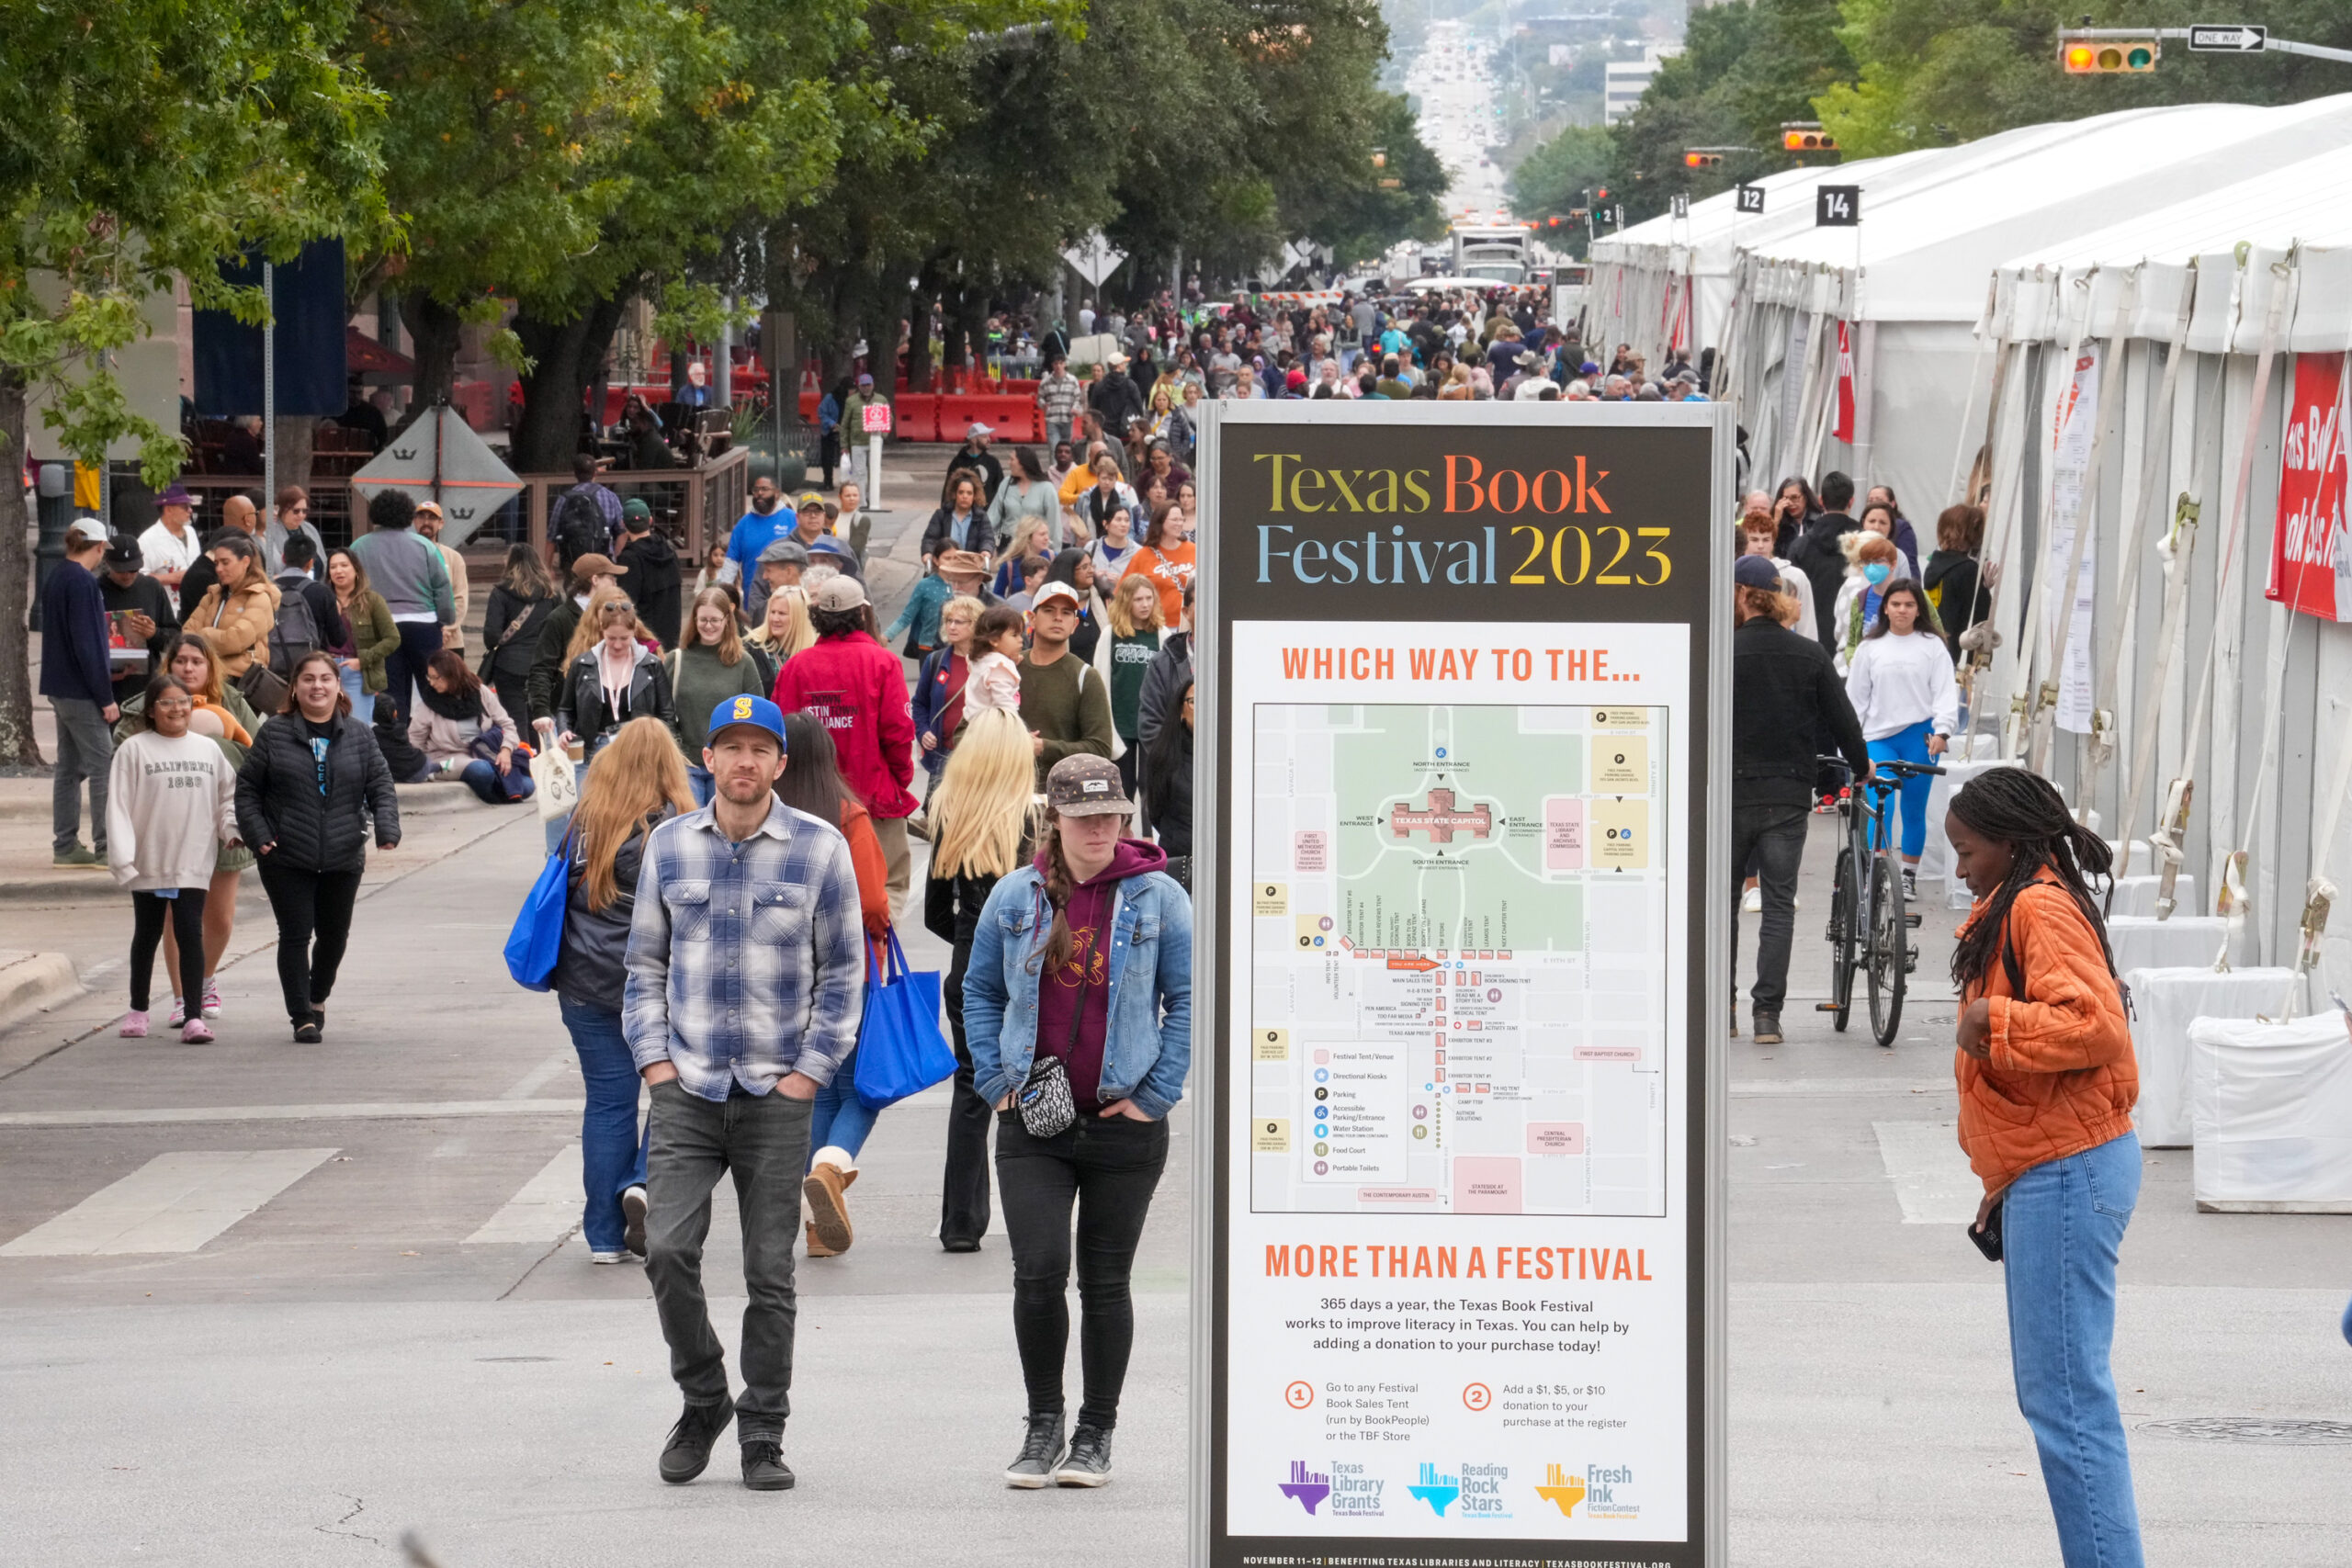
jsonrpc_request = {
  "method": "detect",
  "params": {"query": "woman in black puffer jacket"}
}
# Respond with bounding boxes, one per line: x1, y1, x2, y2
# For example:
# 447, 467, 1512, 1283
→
235, 651, 401, 1043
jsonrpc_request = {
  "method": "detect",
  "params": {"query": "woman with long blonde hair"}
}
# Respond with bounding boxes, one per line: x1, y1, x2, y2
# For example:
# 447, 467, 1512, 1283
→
553, 716, 695, 1263
744, 581, 815, 678
924, 708, 1039, 1251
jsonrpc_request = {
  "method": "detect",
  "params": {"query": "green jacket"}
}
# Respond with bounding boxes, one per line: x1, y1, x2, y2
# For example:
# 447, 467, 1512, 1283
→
343, 589, 400, 694
668, 643, 771, 756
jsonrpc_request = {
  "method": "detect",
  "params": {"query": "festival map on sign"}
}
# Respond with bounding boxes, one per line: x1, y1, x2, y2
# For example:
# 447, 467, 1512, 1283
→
1247, 704, 1669, 1218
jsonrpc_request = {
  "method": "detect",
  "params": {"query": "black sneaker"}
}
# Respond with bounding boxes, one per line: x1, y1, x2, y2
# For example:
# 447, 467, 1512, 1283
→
741, 1439, 795, 1491
1751, 1011, 1783, 1045
1005, 1412, 1066, 1488
621, 1186, 649, 1258
293, 1021, 322, 1044
659, 1399, 733, 1483
1056, 1423, 1114, 1486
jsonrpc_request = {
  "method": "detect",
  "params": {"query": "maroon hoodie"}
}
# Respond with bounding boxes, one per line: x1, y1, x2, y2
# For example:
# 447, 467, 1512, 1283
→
1032, 837, 1168, 1111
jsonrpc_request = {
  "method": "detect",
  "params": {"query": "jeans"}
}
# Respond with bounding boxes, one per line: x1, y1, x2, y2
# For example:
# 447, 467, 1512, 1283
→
1730, 800, 1809, 1016
996, 1109, 1170, 1427
51, 696, 113, 855
452, 757, 532, 804
939, 958, 995, 1246
255, 863, 363, 1024
1867, 719, 1937, 858
2004, 1132, 2145, 1568
129, 889, 208, 1011
337, 664, 376, 726
1046, 418, 1073, 457
645, 1082, 813, 1440
808, 1046, 878, 1160
559, 997, 650, 1252
381, 620, 445, 727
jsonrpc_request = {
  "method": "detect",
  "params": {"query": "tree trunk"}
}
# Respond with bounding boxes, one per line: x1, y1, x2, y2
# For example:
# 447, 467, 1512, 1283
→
511, 297, 626, 476
0, 366, 40, 764
270, 416, 314, 503
401, 293, 464, 409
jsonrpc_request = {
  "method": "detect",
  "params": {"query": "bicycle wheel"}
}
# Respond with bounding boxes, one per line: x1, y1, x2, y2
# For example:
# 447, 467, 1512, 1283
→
1866, 849, 1905, 1046
1828, 845, 1857, 1029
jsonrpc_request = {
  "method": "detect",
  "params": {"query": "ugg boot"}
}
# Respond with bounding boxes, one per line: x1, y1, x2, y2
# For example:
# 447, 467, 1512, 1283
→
803, 1147, 858, 1255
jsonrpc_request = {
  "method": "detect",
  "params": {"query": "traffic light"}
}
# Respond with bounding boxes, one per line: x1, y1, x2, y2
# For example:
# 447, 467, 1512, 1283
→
1684, 152, 1724, 169
2062, 36, 2158, 72
1781, 124, 1838, 152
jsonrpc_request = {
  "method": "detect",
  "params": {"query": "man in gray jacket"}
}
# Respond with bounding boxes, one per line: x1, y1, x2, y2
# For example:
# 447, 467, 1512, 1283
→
348, 489, 454, 725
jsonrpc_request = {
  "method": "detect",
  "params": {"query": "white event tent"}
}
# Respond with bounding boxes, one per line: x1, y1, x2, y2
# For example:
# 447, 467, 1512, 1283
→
1586, 96, 2352, 514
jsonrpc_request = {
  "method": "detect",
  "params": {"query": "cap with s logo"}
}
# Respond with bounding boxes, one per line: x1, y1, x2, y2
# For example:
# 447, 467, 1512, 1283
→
707, 694, 787, 750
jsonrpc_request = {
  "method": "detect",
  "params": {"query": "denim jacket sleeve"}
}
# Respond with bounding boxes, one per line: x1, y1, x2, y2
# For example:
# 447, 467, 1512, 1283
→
1128, 874, 1193, 1119
964, 874, 1021, 1107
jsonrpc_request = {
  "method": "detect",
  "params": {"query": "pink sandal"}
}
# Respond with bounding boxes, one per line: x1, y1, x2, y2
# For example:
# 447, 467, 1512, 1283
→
119, 1010, 149, 1039
180, 1019, 215, 1044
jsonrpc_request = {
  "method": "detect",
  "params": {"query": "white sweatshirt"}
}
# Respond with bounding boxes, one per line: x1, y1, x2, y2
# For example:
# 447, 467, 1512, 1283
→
1844, 629, 1960, 741
106, 730, 240, 891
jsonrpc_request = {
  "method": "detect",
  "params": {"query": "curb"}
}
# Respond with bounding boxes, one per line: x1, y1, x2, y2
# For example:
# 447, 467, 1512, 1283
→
0, 951, 84, 1034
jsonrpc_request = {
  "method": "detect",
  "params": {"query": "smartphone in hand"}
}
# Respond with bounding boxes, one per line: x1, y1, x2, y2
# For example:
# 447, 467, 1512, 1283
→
1968, 1201, 2005, 1262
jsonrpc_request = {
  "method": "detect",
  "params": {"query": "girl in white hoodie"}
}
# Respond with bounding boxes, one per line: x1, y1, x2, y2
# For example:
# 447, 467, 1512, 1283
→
107, 675, 241, 1042
1843, 581, 1959, 897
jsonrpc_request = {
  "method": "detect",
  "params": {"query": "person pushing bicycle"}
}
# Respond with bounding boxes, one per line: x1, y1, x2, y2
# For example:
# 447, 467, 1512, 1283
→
1731, 553, 1871, 1044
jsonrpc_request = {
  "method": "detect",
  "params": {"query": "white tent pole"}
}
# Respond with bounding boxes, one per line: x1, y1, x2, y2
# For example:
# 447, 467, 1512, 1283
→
2154, 250, 2294, 919
2008, 269, 2091, 761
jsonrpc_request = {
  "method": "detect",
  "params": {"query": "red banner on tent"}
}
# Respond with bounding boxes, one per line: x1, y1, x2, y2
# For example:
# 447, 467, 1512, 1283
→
1832, 321, 1857, 443
2267, 353, 2350, 620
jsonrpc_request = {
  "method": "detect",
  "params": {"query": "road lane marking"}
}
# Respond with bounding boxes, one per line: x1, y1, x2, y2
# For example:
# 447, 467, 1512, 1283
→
1, 1148, 337, 1256
464, 1145, 583, 1246
0, 1100, 583, 1128
1872, 1121, 1982, 1224
502, 1050, 577, 1100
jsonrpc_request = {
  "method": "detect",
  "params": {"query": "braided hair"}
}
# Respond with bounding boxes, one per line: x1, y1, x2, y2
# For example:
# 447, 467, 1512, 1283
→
1948, 768, 2117, 995
1032, 809, 1080, 976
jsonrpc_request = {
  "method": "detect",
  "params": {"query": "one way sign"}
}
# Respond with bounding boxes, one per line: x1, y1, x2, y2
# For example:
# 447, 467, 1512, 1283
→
2188, 24, 2267, 51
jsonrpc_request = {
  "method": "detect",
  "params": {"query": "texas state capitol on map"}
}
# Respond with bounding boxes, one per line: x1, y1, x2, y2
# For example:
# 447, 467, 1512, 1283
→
1249, 702, 1668, 1218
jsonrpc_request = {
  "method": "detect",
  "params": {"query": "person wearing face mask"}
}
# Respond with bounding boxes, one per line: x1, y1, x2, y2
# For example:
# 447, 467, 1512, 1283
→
1845, 580, 1956, 897
1829, 532, 1903, 676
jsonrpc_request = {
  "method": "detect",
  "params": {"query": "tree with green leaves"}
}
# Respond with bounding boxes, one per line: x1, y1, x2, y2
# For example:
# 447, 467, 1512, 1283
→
0, 0, 386, 763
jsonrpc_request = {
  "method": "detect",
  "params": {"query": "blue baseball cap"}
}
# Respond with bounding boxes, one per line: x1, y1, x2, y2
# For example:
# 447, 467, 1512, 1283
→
707, 694, 786, 749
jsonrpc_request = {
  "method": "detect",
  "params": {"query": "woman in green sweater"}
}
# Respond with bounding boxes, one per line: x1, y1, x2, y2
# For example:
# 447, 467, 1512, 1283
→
667, 586, 771, 806
1093, 572, 1170, 807
328, 547, 401, 724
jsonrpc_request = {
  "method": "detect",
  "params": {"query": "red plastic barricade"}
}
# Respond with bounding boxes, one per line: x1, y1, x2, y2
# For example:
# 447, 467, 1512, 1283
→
892, 394, 940, 444
934, 393, 1041, 445
798, 391, 820, 423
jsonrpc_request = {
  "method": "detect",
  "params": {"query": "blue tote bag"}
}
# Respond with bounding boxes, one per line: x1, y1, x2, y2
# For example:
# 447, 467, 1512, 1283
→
853, 931, 956, 1110
504, 834, 572, 992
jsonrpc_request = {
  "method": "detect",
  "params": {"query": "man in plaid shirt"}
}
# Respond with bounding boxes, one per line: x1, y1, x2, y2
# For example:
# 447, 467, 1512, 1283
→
626, 694, 864, 1493
1035, 352, 1084, 456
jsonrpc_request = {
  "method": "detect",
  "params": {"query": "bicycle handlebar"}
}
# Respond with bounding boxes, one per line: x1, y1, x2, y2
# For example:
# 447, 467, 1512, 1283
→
1813, 754, 1949, 785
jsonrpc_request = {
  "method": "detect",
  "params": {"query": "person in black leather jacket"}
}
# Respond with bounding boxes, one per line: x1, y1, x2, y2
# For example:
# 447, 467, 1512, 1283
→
233, 651, 400, 1042
551, 716, 695, 1263
1731, 556, 1870, 1044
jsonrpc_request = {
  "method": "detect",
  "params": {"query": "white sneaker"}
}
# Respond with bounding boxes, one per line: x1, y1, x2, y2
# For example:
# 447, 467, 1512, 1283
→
201, 979, 221, 1019
1740, 886, 1761, 914
590, 1249, 633, 1265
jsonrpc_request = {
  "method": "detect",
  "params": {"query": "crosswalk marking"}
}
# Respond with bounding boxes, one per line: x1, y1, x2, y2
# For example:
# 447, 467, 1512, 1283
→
1871, 1121, 1983, 1224
0, 1149, 337, 1257
463, 1145, 583, 1247
0, 1100, 582, 1129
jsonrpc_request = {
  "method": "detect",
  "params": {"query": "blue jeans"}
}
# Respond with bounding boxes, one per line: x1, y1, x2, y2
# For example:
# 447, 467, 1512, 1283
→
808, 1046, 878, 1160
558, 996, 650, 1252
2004, 1132, 2145, 1568
338, 664, 376, 726
1867, 718, 1937, 858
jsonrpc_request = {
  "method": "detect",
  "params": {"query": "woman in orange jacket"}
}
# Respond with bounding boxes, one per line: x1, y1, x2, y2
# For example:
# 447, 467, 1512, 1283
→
1945, 767, 2143, 1568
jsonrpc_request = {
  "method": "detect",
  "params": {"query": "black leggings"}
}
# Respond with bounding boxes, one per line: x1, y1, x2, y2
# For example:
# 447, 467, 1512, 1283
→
995, 1109, 1169, 1428
257, 863, 363, 1024
129, 890, 209, 1011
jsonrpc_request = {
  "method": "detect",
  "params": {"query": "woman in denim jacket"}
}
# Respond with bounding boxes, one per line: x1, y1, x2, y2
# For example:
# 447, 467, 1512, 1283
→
966, 752, 1192, 1492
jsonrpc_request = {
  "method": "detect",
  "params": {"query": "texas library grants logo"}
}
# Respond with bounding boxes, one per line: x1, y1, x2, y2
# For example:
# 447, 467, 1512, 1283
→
1534, 1461, 1639, 1521
1276, 1459, 1384, 1517
1408, 1461, 1511, 1519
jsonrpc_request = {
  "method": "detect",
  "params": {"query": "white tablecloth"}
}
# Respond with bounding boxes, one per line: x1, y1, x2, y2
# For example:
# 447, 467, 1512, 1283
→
2099, 874, 2198, 919
2189, 1012, 2352, 1211
2123, 966, 2301, 1146
2106, 915, 2232, 975
1917, 758, 2065, 908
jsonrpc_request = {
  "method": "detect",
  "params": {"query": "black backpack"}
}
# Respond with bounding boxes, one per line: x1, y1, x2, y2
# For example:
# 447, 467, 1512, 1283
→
551, 487, 608, 569
269, 571, 322, 675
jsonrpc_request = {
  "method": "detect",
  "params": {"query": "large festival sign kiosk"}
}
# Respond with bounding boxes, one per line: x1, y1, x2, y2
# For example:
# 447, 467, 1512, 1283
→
1191, 399, 1732, 1568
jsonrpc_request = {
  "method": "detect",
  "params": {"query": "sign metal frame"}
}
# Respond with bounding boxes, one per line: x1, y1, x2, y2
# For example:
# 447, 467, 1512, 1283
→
1190, 399, 1733, 1568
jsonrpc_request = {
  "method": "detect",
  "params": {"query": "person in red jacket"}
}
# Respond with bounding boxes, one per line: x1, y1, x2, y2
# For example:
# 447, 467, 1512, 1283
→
772, 575, 919, 913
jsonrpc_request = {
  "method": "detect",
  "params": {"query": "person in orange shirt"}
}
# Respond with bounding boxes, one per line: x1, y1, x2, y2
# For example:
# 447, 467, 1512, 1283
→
1945, 767, 2143, 1568
1122, 501, 1194, 627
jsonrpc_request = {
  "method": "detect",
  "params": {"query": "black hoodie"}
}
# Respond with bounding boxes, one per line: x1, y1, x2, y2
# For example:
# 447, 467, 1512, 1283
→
616, 529, 683, 649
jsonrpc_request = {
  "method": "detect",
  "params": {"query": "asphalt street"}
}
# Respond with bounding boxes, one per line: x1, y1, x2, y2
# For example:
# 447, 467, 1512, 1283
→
2, 486, 2346, 1565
